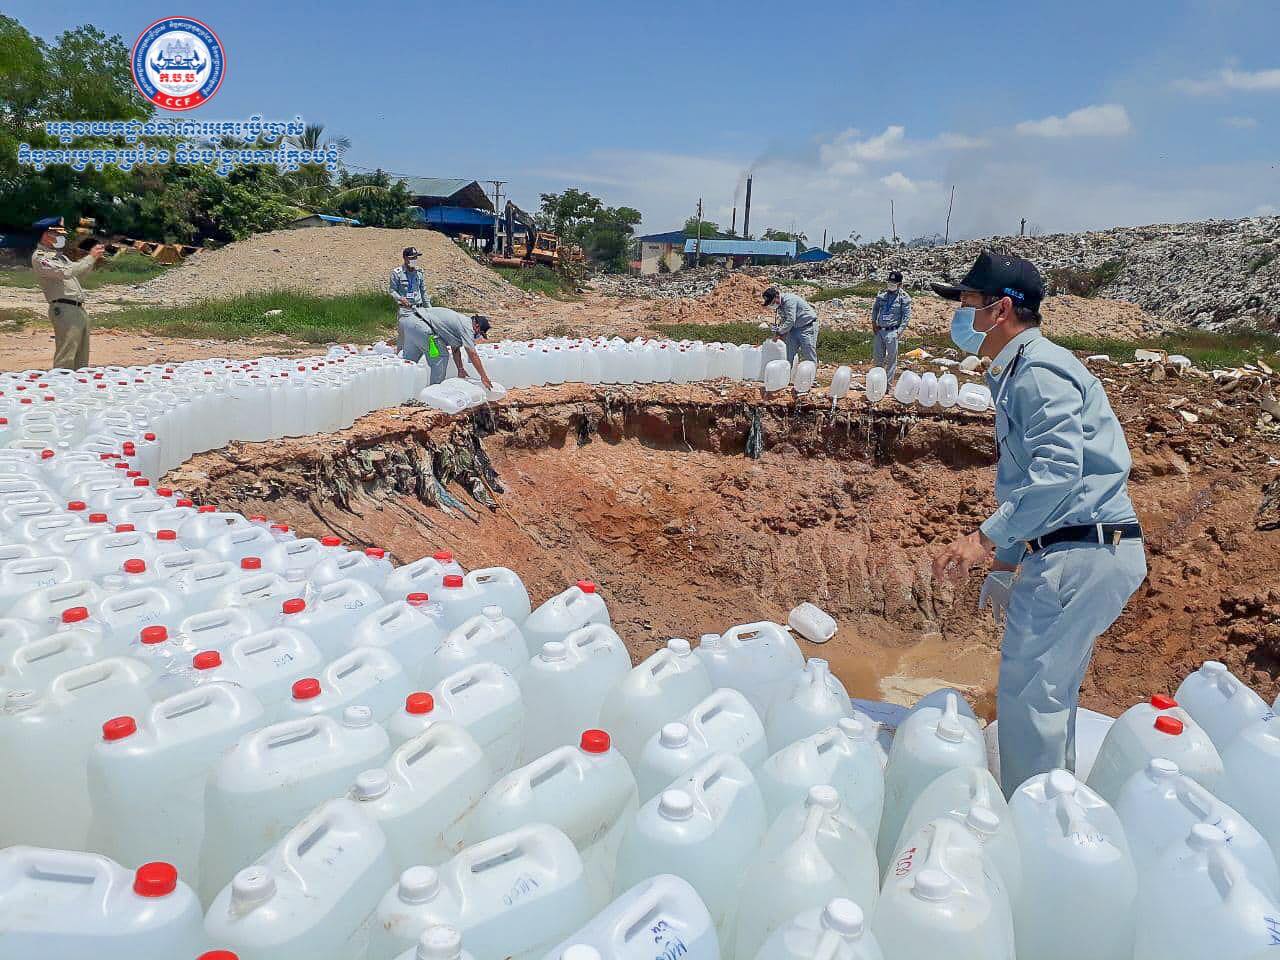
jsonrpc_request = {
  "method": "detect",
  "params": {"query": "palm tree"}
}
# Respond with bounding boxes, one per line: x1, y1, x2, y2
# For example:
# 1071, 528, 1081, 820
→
289, 123, 351, 155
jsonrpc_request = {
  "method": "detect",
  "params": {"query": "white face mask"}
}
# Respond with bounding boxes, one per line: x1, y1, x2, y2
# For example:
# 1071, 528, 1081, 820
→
52, 235, 66, 250
887, 283, 900, 292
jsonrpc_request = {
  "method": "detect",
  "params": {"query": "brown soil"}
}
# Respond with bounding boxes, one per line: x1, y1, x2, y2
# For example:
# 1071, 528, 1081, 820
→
168, 369, 1280, 717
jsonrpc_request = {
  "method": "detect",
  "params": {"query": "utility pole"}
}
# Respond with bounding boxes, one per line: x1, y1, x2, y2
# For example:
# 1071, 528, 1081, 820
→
487, 179, 506, 253
1020, 217, 1027, 237
742, 175, 753, 240
695, 198, 703, 267
730, 206, 737, 236
944, 185, 955, 244
822, 228, 827, 251
890, 200, 898, 244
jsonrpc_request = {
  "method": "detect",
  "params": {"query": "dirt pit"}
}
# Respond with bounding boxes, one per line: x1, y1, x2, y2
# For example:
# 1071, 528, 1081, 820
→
169, 376, 1280, 717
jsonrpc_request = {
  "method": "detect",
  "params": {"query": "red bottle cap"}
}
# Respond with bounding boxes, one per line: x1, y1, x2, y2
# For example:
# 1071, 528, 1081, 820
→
282, 598, 305, 615
365, 547, 385, 558
156, 529, 177, 541
156, 487, 173, 497
115, 523, 134, 533
1154, 716, 1184, 736
321, 535, 341, 547
199, 953, 240, 960
67, 500, 86, 511
176, 498, 194, 508
140, 625, 167, 644
132, 862, 178, 897
144, 432, 156, 441
61, 606, 89, 624
39, 449, 54, 460
197, 505, 216, 513
248, 515, 267, 522
442, 575, 463, 589
133, 477, 150, 487
432, 550, 454, 562
292, 677, 321, 700
123, 559, 147, 574
580, 729, 611, 753
271, 523, 290, 533
193, 651, 222, 670
87, 513, 108, 524
1150, 694, 1178, 710
407, 592, 429, 604
576, 579, 597, 594
241, 556, 262, 570
405, 692, 435, 715
102, 716, 137, 741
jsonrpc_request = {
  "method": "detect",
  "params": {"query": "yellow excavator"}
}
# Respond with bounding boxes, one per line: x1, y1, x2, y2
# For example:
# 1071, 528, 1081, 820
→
489, 202, 578, 269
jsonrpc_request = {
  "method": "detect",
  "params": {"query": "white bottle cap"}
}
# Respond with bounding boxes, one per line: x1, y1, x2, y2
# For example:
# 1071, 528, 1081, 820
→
560, 947, 603, 960
1199, 660, 1227, 678
912, 869, 953, 902
418, 924, 463, 960
343, 705, 373, 729
659, 789, 694, 821
820, 898, 864, 938
698, 633, 720, 648
838, 716, 871, 740
1147, 757, 1180, 780
482, 605, 503, 621
354, 768, 390, 801
806, 785, 840, 811
660, 722, 690, 749
1044, 768, 1077, 798
936, 714, 966, 743
964, 805, 1001, 837
541, 641, 567, 662
231, 866, 276, 909
400, 866, 441, 904
1187, 823, 1228, 851
667, 638, 691, 656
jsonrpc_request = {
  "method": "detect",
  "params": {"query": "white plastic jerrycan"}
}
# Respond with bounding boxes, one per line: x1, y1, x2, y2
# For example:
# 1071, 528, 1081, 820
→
389, 926, 474, 960
1116, 758, 1280, 896
382, 550, 465, 602
262, 535, 329, 578
1175, 660, 1272, 750
518, 624, 632, 763
206, 524, 278, 566
0, 631, 105, 696
765, 658, 853, 751
280, 646, 412, 723
864, 367, 887, 404
937, 373, 959, 409
762, 359, 790, 393
872, 816, 1015, 960
892, 370, 921, 405
756, 716, 885, 840
1134, 824, 1280, 960
195, 627, 325, 716
86, 683, 265, 881
0, 555, 74, 614
9, 578, 102, 632
199, 706, 391, 902
1009, 769, 1136, 960
217, 570, 303, 621
635, 688, 768, 802
546, 875, 720, 960
420, 606, 528, 690
735, 786, 880, 960
445, 824, 594, 960
350, 722, 493, 873
0, 656, 153, 850
350, 598, 450, 680
0, 849, 207, 960
1086, 694, 1224, 804
311, 546, 394, 593
175, 606, 264, 655
273, 578, 385, 661
522, 580, 610, 652
1220, 712, 1280, 864
371, 866, 466, 960
614, 753, 767, 950
697, 622, 804, 719
877, 692, 986, 868
880, 768, 1008, 885
829, 366, 853, 401
601, 640, 714, 768
205, 798, 395, 960
468, 730, 638, 905
792, 361, 817, 395
389, 663, 526, 776
752, 897, 884, 960
433, 567, 532, 629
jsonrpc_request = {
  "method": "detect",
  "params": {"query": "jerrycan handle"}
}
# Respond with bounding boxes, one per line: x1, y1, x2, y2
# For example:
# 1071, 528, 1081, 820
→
250, 716, 332, 758
150, 682, 242, 726
12, 634, 72, 667
279, 806, 338, 877
14, 848, 119, 905
50, 657, 146, 696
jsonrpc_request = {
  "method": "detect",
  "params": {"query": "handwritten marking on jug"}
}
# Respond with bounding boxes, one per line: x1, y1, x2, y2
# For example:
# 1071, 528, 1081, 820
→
503, 872, 540, 907
894, 846, 917, 878
651, 919, 688, 960
1265, 915, 1280, 945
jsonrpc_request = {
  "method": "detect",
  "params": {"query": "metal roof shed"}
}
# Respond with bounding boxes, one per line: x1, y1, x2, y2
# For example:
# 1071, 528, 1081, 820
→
682, 238, 797, 257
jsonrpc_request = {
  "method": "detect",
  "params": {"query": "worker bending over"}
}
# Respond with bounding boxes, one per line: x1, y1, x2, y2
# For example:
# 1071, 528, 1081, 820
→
762, 286, 819, 364
410, 307, 494, 390
930, 251, 1146, 797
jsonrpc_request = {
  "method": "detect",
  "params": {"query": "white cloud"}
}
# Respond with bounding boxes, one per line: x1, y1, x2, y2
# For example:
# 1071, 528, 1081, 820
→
935, 132, 990, 150
880, 172, 920, 193
1176, 66, 1280, 94
1222, 116, 1259, 129
1015, 104, 1132, 138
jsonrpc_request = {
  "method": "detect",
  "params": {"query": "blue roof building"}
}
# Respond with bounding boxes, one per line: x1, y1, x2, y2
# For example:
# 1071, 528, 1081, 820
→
682, 238, 797, 258
796, 248, 833, 262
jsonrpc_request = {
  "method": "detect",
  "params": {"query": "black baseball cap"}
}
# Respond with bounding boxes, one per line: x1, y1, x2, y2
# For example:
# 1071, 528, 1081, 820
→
471, 315, 491, 338
887, 270, 903, 284
762, 286, 780, 305
402, 246, 421, 259
932, 250, 1044, 313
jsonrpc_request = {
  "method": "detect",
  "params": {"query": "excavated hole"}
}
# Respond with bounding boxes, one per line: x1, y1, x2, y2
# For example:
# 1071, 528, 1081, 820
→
168, 382, 1280, 716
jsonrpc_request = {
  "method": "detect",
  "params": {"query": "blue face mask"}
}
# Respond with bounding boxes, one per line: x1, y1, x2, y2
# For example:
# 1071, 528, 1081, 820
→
950, 305, 993, 355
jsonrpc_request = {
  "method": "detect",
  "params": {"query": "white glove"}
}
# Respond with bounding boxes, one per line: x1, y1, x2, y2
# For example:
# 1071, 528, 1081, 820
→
978, 571, 1015, 626
757, 321, 771, 331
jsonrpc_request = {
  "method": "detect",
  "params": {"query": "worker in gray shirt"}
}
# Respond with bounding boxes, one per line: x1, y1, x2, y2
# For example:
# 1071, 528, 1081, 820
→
931, 251, 1146, 796
762, 286, 819, 364
410, 306, 495, 389
870, 270, 911, 381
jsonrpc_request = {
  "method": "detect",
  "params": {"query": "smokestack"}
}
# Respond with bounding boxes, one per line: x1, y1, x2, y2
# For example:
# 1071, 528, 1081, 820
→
731, 206, 737, 235
742, 175, 753, 240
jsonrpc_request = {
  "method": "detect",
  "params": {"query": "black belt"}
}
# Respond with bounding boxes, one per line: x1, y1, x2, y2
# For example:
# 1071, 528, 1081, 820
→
1026, 523, 1143, 552
51, 298, 84, 307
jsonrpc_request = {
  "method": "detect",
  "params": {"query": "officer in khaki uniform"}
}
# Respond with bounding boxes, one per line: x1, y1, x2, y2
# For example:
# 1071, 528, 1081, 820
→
30, 217, 105, 370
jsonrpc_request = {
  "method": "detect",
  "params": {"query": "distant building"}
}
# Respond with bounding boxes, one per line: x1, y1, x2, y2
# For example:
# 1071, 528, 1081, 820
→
636, 230, 689, 275
681, 238, 797, 267
795, 248, 833, 262
286, 214, 362, 229
401, 178, 494, 213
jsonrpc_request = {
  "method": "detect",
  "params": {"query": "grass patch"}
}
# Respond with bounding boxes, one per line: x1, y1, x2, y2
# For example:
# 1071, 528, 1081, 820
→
808, 282, 882, 302
494, 264, 579, 300
0, 251, 170, 290
1046, 258, 1125, 297
92, 290, 397, 343
0, 307, 37, 331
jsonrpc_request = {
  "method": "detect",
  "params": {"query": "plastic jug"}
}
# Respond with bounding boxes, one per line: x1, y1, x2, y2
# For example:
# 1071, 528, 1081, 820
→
614, 753, 767, 950
216, 570, 303, 621
892, 371, 920, 404
370, 867, 466, 960
311, 547, 393, 593
206, 525, 278, 566
350, 722, 493, 873
9, 578, 102, 632
434, 567, 532, 629
85, 684, 266, 881
1175, 661, 1272, 750
350, 598, 450, 680
756, 716, 885, 840
601, 641, 715, 767
283, 646, 412, 723
752, 898, 883, 960
878, 693, 986, 868
872, 816, 1015, 960
175, 606, 264, 655
204, 798, 394, 960
829, 366, 853, 401
199, 706, 391, 901
734, 786, 880, 960
916, 372, 939, 408
420, 606, 529, 689
1115, 758, 1280, 897
765, 658, 853, 751
382, 551, 466, 602
1220, 712, 1280, 863
522, 580, 610, 651
1086, 694, 1224, 804
697, 622, 804, 720
518, 624, 632, 763
262, 536, 328, 578
955, 382, 991, 412
99, 584, 184, 644
71, 529, 161, 579
193, 627, 325, 715
468, 730, 638, 904
0, 556, 74, 613
635, 688, 768, 802
787, 602, 837, 645
1009, 769, 1136, 960
0, 848, 207, 960
0, 631, 106, 695
864, 367, 887, 404
763, 359, 791, 393
937, 373, 959, 409
389, 663, 525, 776
545, 875, 720, 960
0, 657, 154, 850
273, 578, 385, 660
793, 361, 817, 395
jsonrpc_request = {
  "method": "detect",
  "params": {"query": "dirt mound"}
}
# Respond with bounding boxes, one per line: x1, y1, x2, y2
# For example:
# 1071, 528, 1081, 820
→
648, 273, 772, 326
133, 227, 527, 312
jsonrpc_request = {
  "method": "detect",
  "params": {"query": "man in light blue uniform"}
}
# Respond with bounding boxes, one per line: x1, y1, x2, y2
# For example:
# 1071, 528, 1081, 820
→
390, 245, 433, 362
870, 270, 911, 381
931, 251, 1147, 796
762, 286, 819, 364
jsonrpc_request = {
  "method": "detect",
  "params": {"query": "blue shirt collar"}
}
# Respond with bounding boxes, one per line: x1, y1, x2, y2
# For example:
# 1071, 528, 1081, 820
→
987, 327, 1042, 382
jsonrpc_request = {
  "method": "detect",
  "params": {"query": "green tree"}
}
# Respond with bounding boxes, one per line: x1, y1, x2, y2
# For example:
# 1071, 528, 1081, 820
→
539, 189, 642, 272
329, 169, 414, 229
762, 228, 808, 253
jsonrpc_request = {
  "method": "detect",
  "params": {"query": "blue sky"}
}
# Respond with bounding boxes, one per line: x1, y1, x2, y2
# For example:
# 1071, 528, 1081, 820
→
12, 0, 1279, 241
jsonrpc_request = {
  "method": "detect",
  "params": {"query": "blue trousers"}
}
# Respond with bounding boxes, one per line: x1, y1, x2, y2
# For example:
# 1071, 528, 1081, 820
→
784, 323, 818, 364
873, 328, 899, 381
997, 538, 1147, 796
